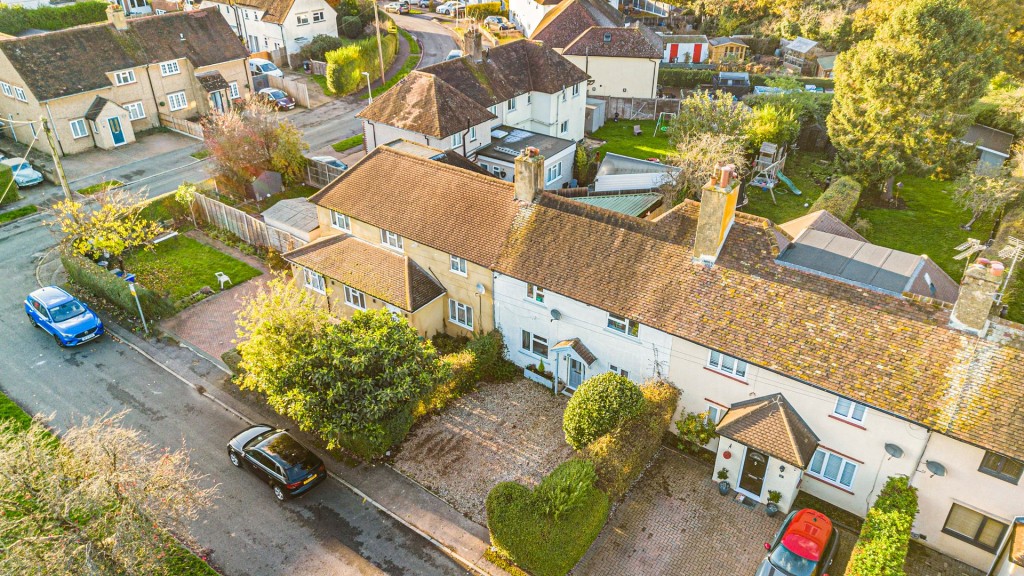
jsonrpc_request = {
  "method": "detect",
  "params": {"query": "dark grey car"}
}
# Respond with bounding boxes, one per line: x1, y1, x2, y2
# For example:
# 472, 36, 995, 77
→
227, 425, 326, 501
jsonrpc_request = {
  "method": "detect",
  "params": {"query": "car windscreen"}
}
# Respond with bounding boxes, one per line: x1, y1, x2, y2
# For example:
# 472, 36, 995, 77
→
9, 162, 29, 172
268, 90, 286, 98
48, 300, 86, 323
263, 63, 280, 72
769, 544, 817, 576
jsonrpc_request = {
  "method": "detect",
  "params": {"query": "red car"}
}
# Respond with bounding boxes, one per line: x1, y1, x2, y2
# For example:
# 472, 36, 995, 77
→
756, 508, 839, 576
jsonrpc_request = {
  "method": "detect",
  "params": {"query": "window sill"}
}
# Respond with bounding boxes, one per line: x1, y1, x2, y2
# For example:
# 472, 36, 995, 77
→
804, 474, 855, 495
522, 298, 546, 308
305, 286, 326, 295
450, 269, 468, 277
449, 321, 474, 331
941, 528, 1000, 553
161, 72, 181, 77
380, 244, 404, 253
520, 349, 548, 362
828, 414, 867, 430
702, 366, 748, 384
344, 302, 365, 311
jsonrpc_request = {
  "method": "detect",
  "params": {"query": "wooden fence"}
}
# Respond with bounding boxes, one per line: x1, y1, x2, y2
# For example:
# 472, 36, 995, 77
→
309, 59, 327, 76
599, 97, 682, 120
159, 113, 204, 140
305, 158, 345, 188
194, 193, 305, 253
268, 75, 311, 109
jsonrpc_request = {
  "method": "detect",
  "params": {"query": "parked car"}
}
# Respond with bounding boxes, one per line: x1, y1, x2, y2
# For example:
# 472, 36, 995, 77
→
249, 57, 284, 78
444, 49, 464, 61
417, 0, 429, 7
309, 156, 349, 171
1, 158, 43, 187
227, 425, 327, 501
756, 509, 839, 576
435, 1, 464, 15
25, 286, 104, 347
258, 88, 296, 110
384, 1, 409, 13
484, 15, 513, 30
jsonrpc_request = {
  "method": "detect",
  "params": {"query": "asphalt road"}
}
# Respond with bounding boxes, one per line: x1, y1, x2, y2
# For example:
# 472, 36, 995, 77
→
0, 223, 465, 576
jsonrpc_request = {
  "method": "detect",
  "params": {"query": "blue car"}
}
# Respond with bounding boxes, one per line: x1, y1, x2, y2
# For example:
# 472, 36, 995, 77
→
25, 286, 104, 347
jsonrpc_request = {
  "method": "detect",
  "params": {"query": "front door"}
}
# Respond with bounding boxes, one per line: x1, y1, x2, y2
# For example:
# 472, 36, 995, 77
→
567, 358, 583, 391
739, 448, 767, 497
210, 90, 225, 113
108, 117, 125, 146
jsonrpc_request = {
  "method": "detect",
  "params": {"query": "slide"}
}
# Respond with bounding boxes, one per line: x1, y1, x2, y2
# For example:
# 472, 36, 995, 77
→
777, 172, 802, 196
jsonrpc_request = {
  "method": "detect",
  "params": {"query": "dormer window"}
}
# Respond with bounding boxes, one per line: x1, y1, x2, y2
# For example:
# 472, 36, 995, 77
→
380, 229, 403, 251
114, 70, 136, 86
603, 32, 612, 42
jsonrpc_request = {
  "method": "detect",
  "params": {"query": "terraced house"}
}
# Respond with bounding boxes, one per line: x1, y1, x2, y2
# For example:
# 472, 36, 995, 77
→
0, 5, 250, 156
293, 146, 1024, 572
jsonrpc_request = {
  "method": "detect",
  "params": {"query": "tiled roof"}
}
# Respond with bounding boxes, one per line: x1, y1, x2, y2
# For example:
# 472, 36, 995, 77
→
224, 0, 298, 24
285, 234, 445, 312
709, 36, 748, 47
308, 145, 519, 268
358, 71, 496, 138
421, 40, 590, 106
562, 26, 663, 59
777, 210, 866, 242
196, 70, 229, 92
531, 0, 623, 49
496, 193, 1024, 460
552, 338, 598, 365
382, 139, 494, 175
84, 96, 113, 121
716, 393, 819, 468
0, 8, 248, 101
660, 34, 709, 44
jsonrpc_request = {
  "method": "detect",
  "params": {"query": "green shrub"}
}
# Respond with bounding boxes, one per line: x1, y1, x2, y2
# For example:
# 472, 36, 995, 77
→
0, 1, 107, 35
299, 34, 349, 62
809, 176, 862, 222
0, 164, 21, 206
486, 460, 610, 576
341, 16, 362, 39
221, 348, 244, 374
414, 331, 517, 418
466, 330, 519, 382
534, 459, 598, 520
432, 332, 470, 355
586, 380, 679, 501
338, 401, 416, 460
657, 68, 835, 91
61, 253, 175, 320
466, 2, 506, 19
325, 33, 398, 94
563, 373, 646, 450
846, 476, 918, 576
675, 409, 717, 453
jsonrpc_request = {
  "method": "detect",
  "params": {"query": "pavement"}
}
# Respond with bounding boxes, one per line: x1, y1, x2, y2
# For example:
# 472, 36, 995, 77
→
2, 221, 502, 576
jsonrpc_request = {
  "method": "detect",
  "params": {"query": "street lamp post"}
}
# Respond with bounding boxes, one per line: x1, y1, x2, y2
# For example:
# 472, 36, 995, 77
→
362, 71, 373, 103
127, 282, 149, 335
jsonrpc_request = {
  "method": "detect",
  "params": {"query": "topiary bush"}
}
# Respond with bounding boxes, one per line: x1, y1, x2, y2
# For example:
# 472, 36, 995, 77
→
809, 175, 862, 222
563, 373, 646, 450
341, 15, 362, 39
845, 476, 919, 576
325, 33, 398, 94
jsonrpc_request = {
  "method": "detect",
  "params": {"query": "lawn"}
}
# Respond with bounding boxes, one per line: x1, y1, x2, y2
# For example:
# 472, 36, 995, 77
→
77, 180, 124, 195
0, 204, 38, 225
591, 120, 673, 160
740, 151, 830, 224
332, 134, 365, 152
127, 235, 261, 302
261, 183, 318, 210
190, 149, 210, 160
0, 390, 32, 429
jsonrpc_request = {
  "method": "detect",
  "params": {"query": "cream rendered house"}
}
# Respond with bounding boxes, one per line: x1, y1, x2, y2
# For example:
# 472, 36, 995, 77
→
561, 26, 662, 98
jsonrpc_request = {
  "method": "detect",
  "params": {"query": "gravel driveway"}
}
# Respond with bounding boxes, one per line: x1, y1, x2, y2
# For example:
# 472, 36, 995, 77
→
394, 379, 575, 525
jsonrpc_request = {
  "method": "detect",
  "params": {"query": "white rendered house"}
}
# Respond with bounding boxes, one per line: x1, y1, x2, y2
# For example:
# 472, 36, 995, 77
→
206, 0, 338, 56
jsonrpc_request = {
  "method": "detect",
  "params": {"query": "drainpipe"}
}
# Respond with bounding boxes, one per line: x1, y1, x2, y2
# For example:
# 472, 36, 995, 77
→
907, 429, 932, 488
44, 103, 66, 156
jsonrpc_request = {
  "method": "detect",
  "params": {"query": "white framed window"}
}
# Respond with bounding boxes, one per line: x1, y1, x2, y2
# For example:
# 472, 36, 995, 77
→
380, 229, 403, 250
708, 350, 747, 378
491, 165, 502, 177
448, 299, 473, 329
296, 12, 309, 25
527, 283, 544, 303
312, 10, 325, 22
479, 162, 488, 171
167, 91, 188, 111
560, 120, 568, 134
607, 312, 638, 337
521, 330, 548, 357
507, 96, 516, 111
114, 70, 136, 85
451, 131, 463, 148
450, 255, 467, 275
69, 118, 88, 139
13, 87, 27, 102
488, 105, 496, 114
561, 89, 567, 102
124, 101, 146, 120
572, 83, 580, 97
343, 285, 366, 309
545, 161, 561, 184
29, 120, 36, 137
159, 60, 181, 76
609, 364, 629, 378
706, 404, 724, 425
302, 267, 325, 293
0, 82, 12, 97
469, 126, 477, 141
244, 9, 250, 18
833, 397, 866, 424
229, 82, 240, 99
807, 448, 857, 490
330, 211, 351, 231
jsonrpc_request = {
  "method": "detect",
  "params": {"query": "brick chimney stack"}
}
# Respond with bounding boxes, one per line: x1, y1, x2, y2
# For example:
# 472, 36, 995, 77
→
514, 147, 545, 204
949, 259, 1004, 335
693, 164, 741, 265
464, 27, 483, 61
107, 3, 128, 31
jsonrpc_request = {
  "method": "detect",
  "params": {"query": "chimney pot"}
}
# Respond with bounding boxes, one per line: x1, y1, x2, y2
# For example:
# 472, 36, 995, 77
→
693, 162, 741, 265
106, 3, 128, 31
514, 149, 545, 204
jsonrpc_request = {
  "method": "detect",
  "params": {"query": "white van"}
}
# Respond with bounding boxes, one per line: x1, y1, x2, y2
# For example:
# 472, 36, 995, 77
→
249, 58, 284, 78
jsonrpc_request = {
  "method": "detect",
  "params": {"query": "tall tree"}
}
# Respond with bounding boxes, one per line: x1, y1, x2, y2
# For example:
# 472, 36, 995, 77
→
49, 188, 164, 270
952, 164, 1024, 230
828, 0, 998, 198
665, 133, 748, 203
669, 90, 751, 145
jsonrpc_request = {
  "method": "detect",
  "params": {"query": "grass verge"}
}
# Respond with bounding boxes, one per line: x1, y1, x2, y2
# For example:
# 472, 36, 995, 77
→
77, 180, 124, 195
191, 149, 210, 160
332, 134, 365, 152
0, 204, 38, 225
127, 235, 261, 303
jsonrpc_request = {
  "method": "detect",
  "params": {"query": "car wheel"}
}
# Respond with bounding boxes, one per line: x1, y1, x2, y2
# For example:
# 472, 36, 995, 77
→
27, 312, 37, 328
53, 334, 65, 347
273, 485, 286, 501
229, 450, 242, 467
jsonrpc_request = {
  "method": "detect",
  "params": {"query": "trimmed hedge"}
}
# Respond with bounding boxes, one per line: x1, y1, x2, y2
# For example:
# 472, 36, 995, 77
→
659, 68, 835, 90
61, 253, 175, 320
325, 33, 398, 94
0, 164, 21, 206
486, 460, 610, 576
298, 34, 349, 62
846, 476, 919, 576
809, 175, 862, 222
0, 1, 107, 35
585, 380, 679, 501
563, 373, 646, 450
466, 2, 507, 19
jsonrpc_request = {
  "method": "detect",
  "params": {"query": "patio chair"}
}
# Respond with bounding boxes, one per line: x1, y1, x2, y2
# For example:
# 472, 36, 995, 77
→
215, 272, 232, 290
633, 125, 643, 136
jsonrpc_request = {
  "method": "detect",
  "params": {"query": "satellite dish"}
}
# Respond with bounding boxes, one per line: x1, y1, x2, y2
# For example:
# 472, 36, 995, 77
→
550, 309, 562, 320
475, 283, 486, 295
925, 460, 947, 477
884, 443, 904, 459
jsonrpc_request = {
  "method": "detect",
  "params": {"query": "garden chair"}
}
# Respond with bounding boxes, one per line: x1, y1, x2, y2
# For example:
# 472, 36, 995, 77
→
215, 272, 232, 290
633, 125, 642, 136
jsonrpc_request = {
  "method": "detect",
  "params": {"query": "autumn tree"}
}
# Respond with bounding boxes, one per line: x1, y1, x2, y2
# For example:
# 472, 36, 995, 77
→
49, 188, 163, 270
952, 165, 1024, 230
828, 0, 998, 198
669, 90, 751, 144
745, 103, 800, 153
665, 133, 747, 203
174, 181, 199, 227
0, 413, 216, 576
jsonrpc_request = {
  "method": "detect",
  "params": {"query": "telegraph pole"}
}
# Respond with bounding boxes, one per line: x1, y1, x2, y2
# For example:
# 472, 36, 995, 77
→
372, 1, 386, 81
40, 117, 72, 200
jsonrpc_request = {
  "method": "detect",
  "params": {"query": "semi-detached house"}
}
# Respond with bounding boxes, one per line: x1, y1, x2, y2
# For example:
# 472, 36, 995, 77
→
205, 0, 338, 57
290, 145, 1024, 573
0, 5, 250, 157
